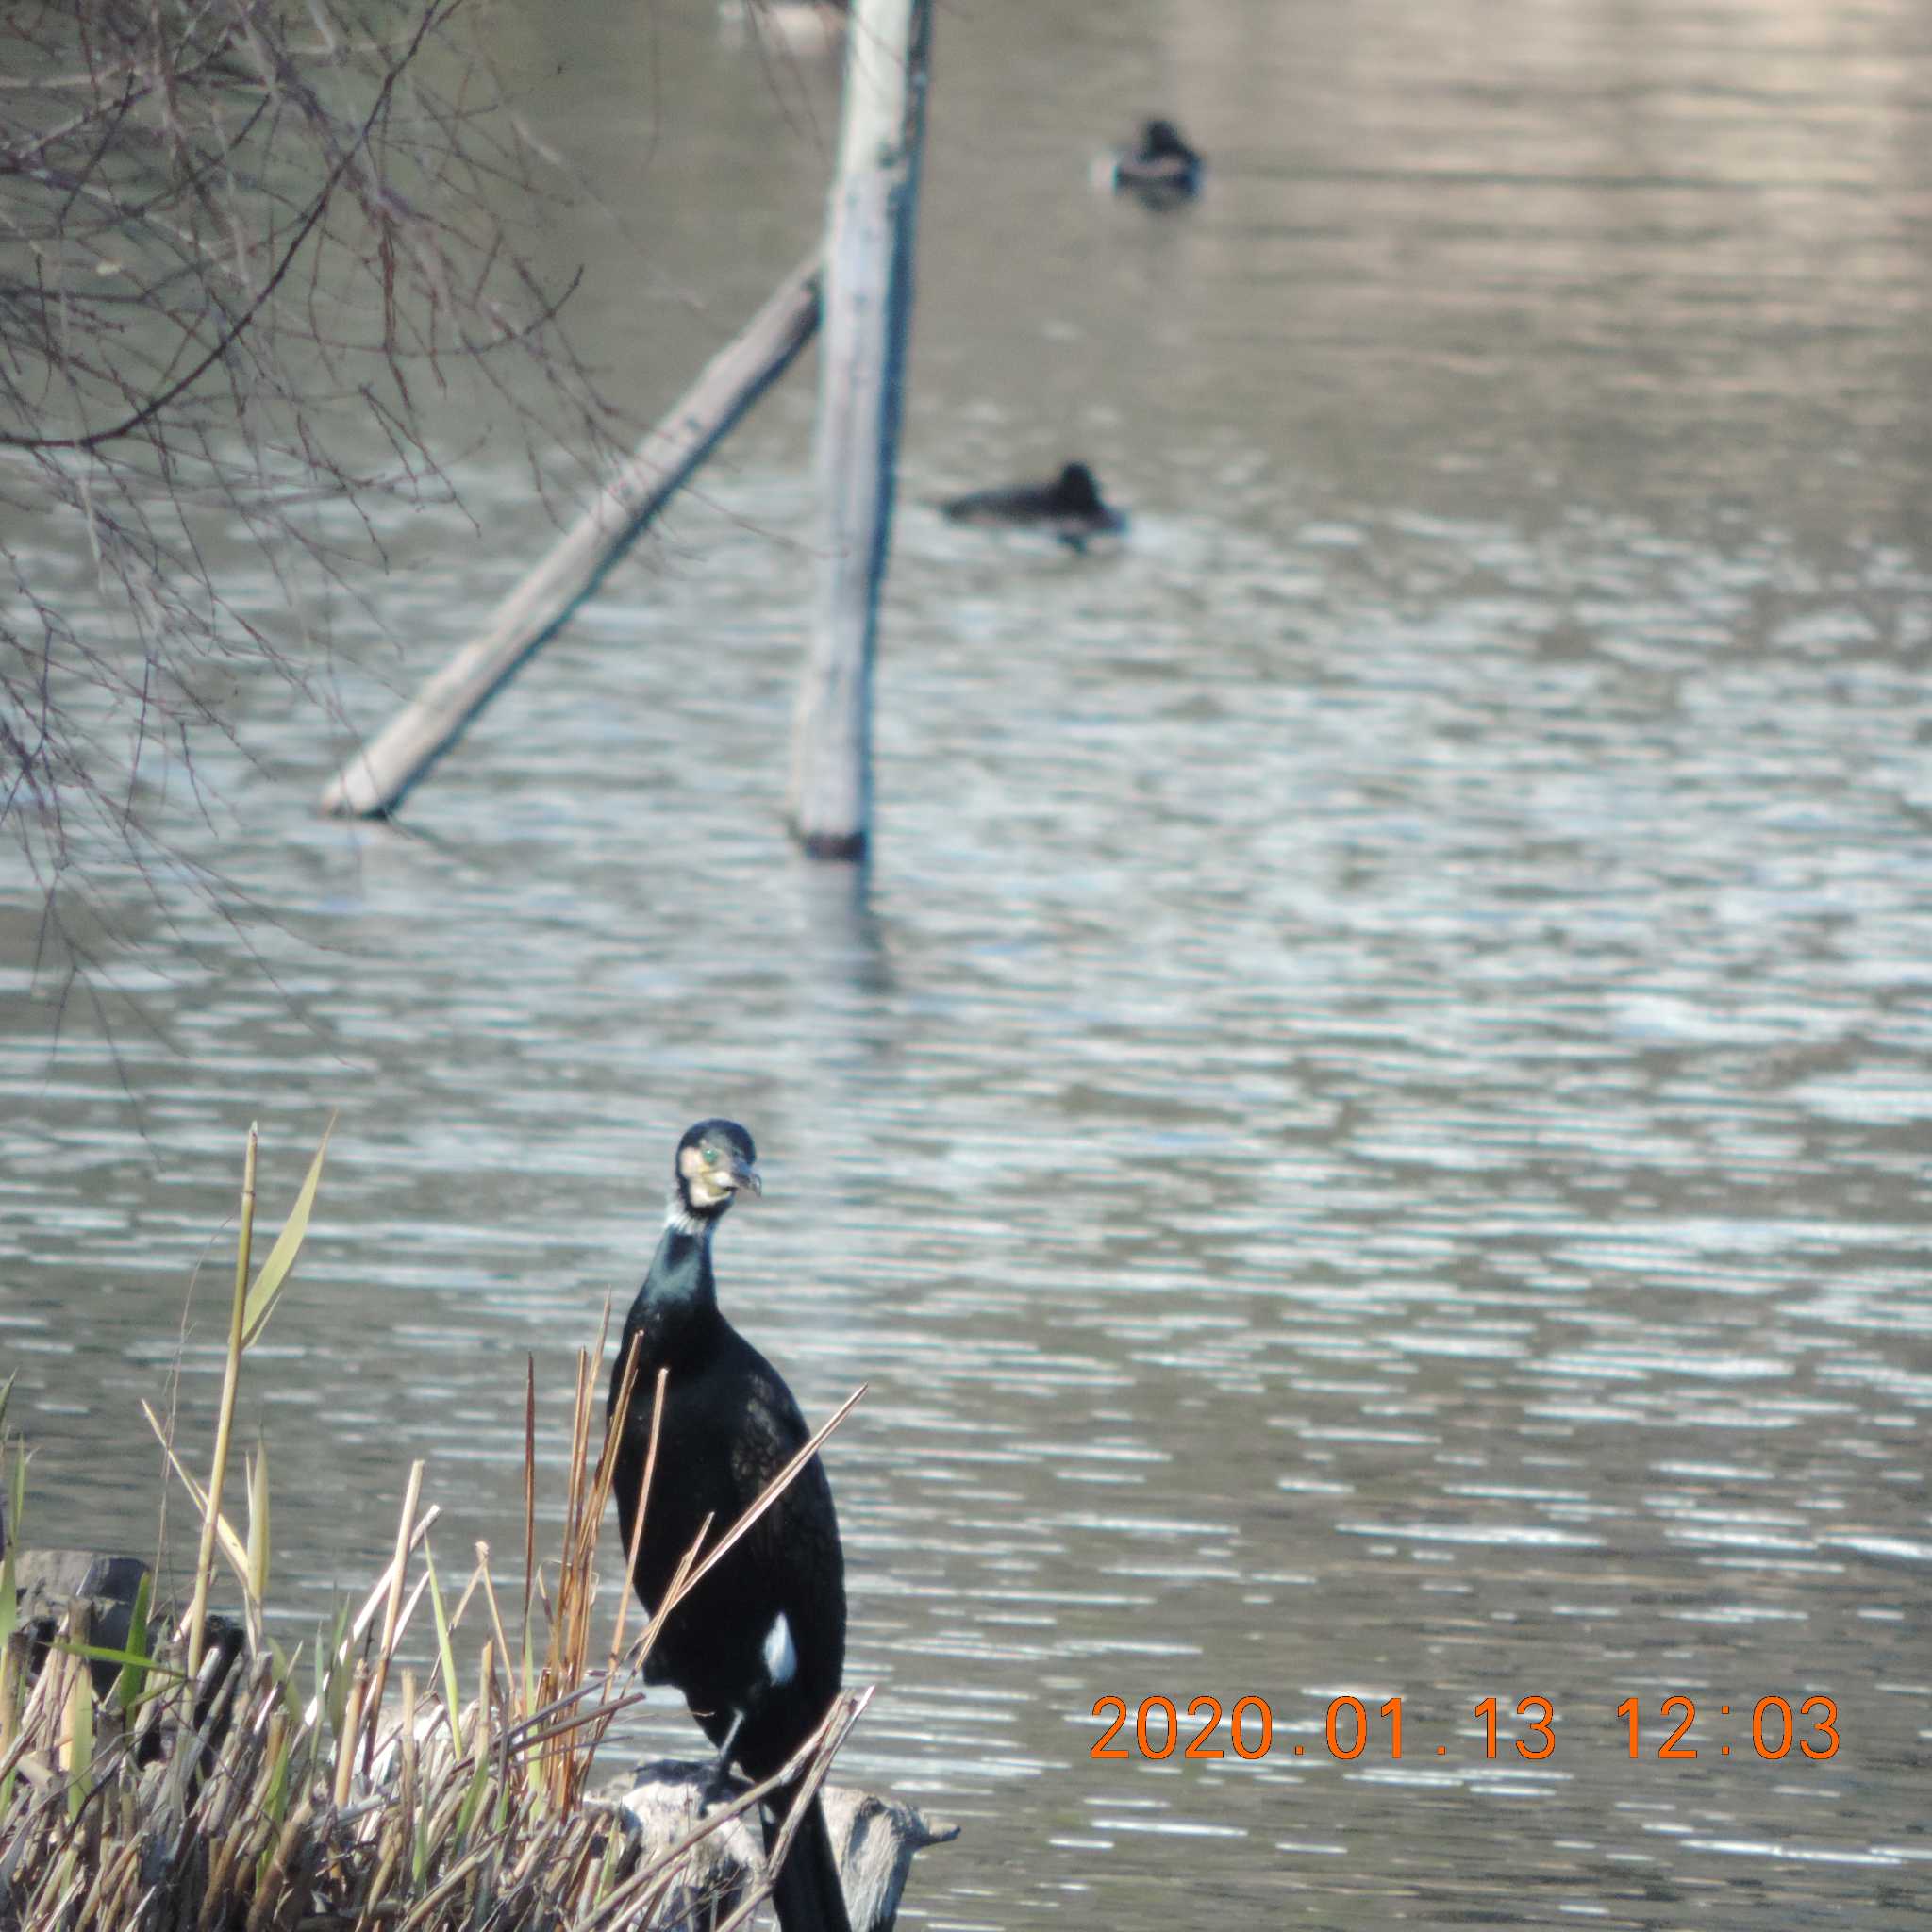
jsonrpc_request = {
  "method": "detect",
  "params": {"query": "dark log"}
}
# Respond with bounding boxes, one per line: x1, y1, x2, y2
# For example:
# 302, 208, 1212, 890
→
11, 1548, 153, 1694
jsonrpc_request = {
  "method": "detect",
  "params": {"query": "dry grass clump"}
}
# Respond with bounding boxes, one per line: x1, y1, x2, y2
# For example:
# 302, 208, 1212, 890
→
0, 1126, 865, 1932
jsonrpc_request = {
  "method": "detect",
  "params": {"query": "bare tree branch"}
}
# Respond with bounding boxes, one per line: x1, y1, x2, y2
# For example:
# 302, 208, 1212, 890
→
2, 0, 627, 1049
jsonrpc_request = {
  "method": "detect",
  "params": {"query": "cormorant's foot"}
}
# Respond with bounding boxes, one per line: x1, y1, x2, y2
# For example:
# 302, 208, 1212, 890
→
695, 1759, 746, 1814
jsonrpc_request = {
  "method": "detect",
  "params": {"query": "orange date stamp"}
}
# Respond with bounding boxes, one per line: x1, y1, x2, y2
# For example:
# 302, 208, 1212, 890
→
1090, 1692, 1840, 1762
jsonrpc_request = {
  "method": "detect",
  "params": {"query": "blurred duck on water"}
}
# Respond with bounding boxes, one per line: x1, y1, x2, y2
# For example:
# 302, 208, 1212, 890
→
939, 461, 1126, 551
1105, 117, 1204, 207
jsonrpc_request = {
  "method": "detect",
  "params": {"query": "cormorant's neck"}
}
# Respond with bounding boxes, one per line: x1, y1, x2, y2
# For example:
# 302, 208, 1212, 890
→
625, 1202, 725, 1334
663, 1194, 721, 1241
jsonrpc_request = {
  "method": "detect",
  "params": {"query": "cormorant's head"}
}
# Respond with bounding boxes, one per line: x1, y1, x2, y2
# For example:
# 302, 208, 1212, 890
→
1056, 462, 1103, 512
1142, 119, 1189, 158
671, 1119, 761, 1224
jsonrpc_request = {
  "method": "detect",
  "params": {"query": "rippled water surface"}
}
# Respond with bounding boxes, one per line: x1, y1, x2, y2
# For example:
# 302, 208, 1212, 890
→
4, 0, 1931, 1924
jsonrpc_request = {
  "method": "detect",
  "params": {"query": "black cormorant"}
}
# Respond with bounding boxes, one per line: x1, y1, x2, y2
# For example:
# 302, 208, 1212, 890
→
1108, 118, 1204, 207
939, 460, 1127, 550
608, 1120, 851, 1932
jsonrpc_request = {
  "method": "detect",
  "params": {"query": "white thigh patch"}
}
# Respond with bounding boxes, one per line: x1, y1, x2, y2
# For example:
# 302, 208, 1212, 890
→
762, 1611, 796, 1688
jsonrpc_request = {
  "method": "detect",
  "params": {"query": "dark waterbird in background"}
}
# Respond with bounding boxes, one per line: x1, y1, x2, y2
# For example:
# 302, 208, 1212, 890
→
939, 460, 1127, 551
608, 1121, 852, 1932
1107, 116, 1205, 207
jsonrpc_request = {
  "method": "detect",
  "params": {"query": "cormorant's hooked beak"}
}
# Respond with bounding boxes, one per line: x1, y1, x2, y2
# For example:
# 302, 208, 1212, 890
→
729, 1162, 762, 1200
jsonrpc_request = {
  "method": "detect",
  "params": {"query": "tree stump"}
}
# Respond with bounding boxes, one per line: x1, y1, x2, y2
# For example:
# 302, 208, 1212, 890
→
608, 1757, 957, 1932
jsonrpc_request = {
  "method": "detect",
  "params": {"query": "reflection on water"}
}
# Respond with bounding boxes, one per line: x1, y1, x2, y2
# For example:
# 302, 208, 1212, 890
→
4, 0, 1931, 1924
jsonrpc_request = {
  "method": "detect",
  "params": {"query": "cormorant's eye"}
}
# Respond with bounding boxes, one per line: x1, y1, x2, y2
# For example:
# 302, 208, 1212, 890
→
704, 1146, 722, 1166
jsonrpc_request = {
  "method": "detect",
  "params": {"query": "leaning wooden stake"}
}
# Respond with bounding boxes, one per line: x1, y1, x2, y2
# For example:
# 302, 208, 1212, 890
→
786, 0, 933, 860
319, 254, 824, 820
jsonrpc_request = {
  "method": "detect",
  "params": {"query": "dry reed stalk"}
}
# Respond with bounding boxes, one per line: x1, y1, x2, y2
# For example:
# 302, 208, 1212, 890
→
337, 1661, 368, 1807
535, 1344, 628, 1811
475, 1640, 497, 1761
189, 1124, 257, 1675
348, 1509, 442, 1643
58, 1607, 89, 1778
246, 1796, 307, 1932
398, 1669, 417, 1827
296, 1503, 441, 1730
90, 1837, 140, 1927
363, 1460, 425, 1774
522, 1361, 538, 1645
500, 1682, 644, 1757
560, 1361, 598, 1658
605, 1354, 659, 1674
680, 1384, 868, 1599
575, 1358, 639, 1601
564, 1351, 595, 1561
630, 1514, 712, 1681
475, 1548, 516, 1714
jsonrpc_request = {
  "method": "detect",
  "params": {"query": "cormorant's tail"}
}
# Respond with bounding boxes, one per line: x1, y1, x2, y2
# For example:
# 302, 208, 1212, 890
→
763, 1785, 851, 1932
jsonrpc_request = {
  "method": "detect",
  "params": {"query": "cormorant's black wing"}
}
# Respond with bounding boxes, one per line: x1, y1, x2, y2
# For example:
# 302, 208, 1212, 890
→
716, 1331, 847, 1765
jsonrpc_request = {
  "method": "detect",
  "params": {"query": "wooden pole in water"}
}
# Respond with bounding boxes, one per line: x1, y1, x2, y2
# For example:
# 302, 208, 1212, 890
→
318, 255, 823, 820
786, 0, 933, 860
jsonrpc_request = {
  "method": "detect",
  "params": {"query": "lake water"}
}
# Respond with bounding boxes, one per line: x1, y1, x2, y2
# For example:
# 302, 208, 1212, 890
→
3, 0, 1930, 1925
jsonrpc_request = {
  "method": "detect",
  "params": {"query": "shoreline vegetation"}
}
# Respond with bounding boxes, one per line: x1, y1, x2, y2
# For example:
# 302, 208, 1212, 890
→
0, 1126, 922, 1931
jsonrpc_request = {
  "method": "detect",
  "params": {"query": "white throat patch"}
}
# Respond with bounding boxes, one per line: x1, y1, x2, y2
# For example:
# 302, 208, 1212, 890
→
663, 1198, 708, 1238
